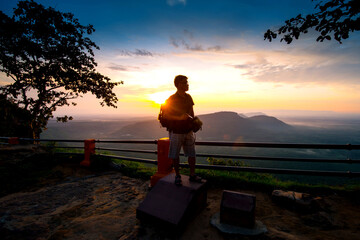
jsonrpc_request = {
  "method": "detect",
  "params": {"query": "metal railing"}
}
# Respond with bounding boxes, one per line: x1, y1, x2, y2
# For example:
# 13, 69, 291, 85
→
1, 137, 360, 177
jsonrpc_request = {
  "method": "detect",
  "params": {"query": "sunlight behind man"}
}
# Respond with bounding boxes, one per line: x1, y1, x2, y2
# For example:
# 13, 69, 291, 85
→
148, 91, 173, 104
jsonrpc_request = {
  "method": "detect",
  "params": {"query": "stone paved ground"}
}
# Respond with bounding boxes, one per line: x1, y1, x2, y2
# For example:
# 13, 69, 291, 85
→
0, 145, 360, 240
0, 163, 360, 240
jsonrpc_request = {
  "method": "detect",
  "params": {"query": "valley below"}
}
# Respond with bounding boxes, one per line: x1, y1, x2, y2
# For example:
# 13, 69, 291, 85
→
42, 111, 360, 185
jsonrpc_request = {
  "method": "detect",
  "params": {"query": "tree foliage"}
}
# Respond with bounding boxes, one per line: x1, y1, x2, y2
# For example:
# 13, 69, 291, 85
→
0, 94, 32, 138
264, 0, 360, 44
0, 0, 121, 138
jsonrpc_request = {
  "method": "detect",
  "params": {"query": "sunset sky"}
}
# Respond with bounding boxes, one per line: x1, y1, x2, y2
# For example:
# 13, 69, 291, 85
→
1, 0, 360, 118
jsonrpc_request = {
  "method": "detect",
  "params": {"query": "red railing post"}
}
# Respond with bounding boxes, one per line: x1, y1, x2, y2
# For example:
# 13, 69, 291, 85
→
150, 137, 174, 186
80, 139, 96, 167
9, 137, 20, 145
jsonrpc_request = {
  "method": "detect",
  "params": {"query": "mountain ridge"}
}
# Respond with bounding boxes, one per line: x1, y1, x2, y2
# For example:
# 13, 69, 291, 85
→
41, 111, 360, 145
110, 111, 291, 141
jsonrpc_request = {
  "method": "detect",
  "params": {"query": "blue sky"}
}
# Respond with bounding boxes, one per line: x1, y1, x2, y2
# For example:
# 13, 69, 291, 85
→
1, 0, 360, 118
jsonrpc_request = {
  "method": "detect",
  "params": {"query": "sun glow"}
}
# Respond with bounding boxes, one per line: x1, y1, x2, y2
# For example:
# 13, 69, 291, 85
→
148, 91, 173, 104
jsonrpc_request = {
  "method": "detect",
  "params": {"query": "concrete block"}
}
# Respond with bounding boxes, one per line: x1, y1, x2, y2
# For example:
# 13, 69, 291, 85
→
136, 173, 207, 230
220, 190, 256, 228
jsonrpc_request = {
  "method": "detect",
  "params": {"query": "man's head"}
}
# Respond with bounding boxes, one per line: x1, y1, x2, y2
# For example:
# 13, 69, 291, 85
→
174, 75, 189, 91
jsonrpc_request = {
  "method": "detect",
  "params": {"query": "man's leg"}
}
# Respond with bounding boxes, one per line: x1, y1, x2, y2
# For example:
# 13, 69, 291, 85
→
168, 132, 183, 185
188, 156, 196, 176
188, 156, 202, 182
183, 132, 199, 180
173, 157, 182, 185
173, 157, 180, 176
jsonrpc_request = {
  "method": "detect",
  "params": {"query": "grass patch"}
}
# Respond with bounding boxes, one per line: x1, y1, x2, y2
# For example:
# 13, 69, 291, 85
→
2, 144, 359, 197
96, 155, 157, 180
103, 155, 360, 194
200, 157, 360, 194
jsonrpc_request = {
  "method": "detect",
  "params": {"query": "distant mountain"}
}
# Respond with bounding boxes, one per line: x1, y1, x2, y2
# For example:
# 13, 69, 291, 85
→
110, 111, 292, 141
111, 120, 166, 140
42, 111, 360, 144
43, 120, 133, 139
194, 111, 255, 141
243, 112, 267, 117
195, 111, 291, 141
248, 115, 291, 131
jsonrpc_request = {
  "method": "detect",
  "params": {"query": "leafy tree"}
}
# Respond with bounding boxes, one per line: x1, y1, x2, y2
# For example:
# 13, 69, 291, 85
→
0, 0, 121, 139
0, 94, 32, 138
264, 0, 360, 44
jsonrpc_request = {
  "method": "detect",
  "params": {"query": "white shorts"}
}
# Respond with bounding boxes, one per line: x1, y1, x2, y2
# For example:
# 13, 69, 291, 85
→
168, 131, 196, 159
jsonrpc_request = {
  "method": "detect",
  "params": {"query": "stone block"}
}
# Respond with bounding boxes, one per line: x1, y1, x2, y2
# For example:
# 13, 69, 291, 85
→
136, 173, 207, 231
220, 190, 256, 228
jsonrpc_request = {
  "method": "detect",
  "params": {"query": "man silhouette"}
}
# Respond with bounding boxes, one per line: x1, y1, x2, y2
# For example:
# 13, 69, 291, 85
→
163, 75, 201, 186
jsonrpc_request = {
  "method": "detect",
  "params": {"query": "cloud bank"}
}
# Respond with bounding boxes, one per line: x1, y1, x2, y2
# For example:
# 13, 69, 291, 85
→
166, 0, 187, 6
170, 30, 222, 52
117, 49, 155, 57
108, 63, 140, 72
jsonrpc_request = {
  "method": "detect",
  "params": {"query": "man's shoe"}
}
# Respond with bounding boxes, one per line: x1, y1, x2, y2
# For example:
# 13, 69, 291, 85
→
189, 174, 202, 182
175, 175, 182, 186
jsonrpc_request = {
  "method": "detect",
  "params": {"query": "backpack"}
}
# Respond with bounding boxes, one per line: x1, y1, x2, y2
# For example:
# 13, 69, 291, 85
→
158, 104, 170, 129
158, 103, 203, 133
192, 116, 203, 133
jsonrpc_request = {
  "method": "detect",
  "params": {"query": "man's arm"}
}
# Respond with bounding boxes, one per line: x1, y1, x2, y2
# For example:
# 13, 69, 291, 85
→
163, 111, 189, 121
190, 106, 194, 118
162, 100, 189, 121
